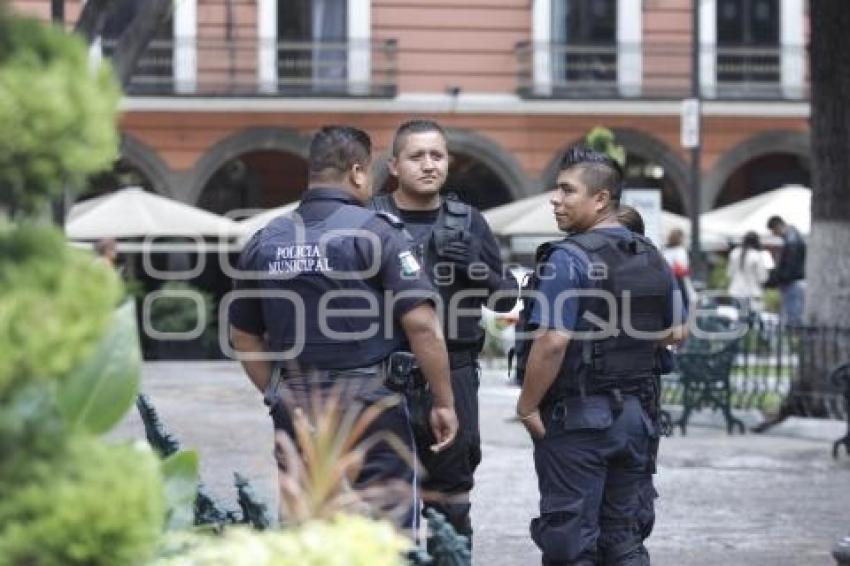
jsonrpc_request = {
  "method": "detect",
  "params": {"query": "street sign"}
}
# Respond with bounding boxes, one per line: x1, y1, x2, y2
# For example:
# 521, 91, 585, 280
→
681, 98, 700, 149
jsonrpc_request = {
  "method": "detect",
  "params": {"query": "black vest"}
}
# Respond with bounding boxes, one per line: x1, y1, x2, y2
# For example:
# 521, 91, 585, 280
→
369, 194, 484, 350
254, 203, 406, 370
518, 230, 671, 405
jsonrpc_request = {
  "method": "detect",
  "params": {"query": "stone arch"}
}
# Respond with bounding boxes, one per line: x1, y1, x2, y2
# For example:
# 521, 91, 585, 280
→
703, 130, 810, 211
541, 128, 690, 212
118, 134, 174, 196
188, 127, 309, 206
372, 128, 532, 204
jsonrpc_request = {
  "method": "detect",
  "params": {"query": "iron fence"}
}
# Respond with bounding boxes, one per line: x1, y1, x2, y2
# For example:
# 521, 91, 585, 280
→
104, 37, 398, 97
663, 320, 850, 420
516, 42, 808, 101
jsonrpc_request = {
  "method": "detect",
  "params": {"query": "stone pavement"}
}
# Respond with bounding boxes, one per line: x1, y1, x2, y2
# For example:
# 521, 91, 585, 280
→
113, 362, 850, 566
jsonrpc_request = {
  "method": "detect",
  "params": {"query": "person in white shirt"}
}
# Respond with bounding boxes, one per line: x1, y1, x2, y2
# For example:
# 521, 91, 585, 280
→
727, 231, 774, 312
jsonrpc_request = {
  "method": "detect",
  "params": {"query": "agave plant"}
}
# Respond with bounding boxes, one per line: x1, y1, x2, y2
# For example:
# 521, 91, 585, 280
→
273, 383, 416, 529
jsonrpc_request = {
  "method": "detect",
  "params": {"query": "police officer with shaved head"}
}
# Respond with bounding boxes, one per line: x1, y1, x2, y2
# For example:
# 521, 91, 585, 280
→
515, 147, 686, 565
228, 125, 458, 530
370, 119, 518, 549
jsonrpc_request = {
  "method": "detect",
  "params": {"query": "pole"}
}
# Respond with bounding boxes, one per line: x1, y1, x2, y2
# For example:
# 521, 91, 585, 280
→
689, 0, 704, 282
51, 0, 64, 24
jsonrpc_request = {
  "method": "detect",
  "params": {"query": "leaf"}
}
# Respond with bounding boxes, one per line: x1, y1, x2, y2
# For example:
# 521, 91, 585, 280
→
161, 450, 200, 530
57, 299, 141, 434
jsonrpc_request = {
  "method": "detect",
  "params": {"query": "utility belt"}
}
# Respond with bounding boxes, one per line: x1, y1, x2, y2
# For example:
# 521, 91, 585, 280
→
263, 362, 386, 407
383, 349, 478, 394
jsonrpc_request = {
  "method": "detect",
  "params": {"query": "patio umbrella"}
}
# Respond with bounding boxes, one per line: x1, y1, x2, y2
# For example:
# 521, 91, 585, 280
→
482, 192, 726, 250
701, 185, 811, 241
66, 187, 239, 240
237, 201, 300, 244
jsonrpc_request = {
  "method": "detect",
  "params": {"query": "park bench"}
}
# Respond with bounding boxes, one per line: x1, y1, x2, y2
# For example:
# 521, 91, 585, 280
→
829, 362, 850, 459
673, 315, 746, 435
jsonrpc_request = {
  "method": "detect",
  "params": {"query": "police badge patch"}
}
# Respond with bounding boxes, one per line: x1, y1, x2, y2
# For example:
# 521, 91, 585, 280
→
398, 251, 421, 277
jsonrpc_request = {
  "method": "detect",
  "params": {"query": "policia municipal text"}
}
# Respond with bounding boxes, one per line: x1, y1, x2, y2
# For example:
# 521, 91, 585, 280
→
228, 126, 458, 530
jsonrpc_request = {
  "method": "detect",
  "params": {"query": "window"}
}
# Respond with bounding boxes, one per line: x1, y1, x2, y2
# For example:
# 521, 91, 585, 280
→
101, 0, 174, 94
716, 0, 780, 93
277, 0, 347, 93
552, 0, 618, 93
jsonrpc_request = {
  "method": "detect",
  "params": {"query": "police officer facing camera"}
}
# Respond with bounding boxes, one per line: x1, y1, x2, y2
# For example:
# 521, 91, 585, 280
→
516, 147, 686, 565
228, 125, 458, 529
370, 120, 518, 546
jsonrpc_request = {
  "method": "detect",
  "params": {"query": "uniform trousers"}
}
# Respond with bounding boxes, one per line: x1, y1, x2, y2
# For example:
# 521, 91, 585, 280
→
531, 395, 656, 566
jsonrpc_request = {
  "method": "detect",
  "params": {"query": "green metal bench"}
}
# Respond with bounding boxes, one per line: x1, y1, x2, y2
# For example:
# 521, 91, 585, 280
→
673, 316, 746, 435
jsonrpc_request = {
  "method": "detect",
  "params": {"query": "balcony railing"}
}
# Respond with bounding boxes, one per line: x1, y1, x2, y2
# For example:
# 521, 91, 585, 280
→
105, 37, 398, 97
516, 42, 808, 101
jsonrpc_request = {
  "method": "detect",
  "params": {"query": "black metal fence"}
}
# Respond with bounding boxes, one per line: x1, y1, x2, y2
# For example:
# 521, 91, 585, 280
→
104, 37, 398, 97
515, 42, 808, 100
663, 321, 850, 420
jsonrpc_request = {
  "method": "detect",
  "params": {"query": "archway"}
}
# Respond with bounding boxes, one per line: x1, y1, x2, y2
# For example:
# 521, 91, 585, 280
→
703, 130, 810, 210
197, 150, 307, 215
189, 127, 310, 208
714, 152, 810, 208
541, 128, 689, 213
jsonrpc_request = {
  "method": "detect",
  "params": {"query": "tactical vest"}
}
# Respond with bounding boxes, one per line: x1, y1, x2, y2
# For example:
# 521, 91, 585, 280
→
369, 193, 484, 349
514, 230, 671, 405
254, 203, 406, 370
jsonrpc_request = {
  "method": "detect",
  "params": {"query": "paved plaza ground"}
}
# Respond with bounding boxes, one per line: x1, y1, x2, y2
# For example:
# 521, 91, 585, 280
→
113, 362, 850, 565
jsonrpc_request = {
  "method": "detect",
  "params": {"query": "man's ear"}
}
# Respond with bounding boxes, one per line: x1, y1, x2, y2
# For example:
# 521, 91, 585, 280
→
595, 188, 612, 212
386, 156, 399, 177
349, 162, 368, 189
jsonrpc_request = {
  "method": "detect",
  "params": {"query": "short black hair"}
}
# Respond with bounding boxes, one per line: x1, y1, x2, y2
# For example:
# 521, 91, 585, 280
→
557, 146, 623, 205
392, 119, 446, 156
308, 125, 371, 182
617, 205, 645, 235
766, 215, 785, 230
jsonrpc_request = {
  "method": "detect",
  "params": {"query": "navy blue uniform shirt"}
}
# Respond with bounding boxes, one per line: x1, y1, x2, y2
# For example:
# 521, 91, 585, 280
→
229, 187, 437, 369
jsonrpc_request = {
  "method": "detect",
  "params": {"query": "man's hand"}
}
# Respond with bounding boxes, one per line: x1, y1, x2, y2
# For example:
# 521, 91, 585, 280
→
437, 230, 480, 268
429, 405, 459, 452
518, 409, 546, 440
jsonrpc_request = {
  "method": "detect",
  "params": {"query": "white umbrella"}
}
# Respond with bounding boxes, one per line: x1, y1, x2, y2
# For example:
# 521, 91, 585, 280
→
482, 192, 726, 250
66, 187, 239, 240
701, 185, 811, 241
237, 201, 300, 244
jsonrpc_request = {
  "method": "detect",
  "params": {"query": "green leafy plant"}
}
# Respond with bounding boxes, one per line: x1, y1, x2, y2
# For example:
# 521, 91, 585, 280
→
0, 5, 120, 216
148, 281, 216, 336
153, 515, 410, 566
585, 126, 626, 166
0, 437, 165, 566
0, 224, 121, 399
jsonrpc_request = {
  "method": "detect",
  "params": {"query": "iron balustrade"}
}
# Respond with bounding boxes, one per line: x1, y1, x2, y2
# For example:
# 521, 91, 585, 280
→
516, 41, 808, 100
103, 37, 398, 97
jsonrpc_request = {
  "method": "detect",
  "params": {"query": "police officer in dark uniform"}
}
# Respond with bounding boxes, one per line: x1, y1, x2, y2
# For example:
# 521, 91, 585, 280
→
370, 120, 518, 546
228, 125, 458, 530
516, 147, 687, 565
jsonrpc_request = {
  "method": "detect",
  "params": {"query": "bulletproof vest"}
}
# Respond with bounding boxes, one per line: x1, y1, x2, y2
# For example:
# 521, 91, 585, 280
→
514, 230, 671, 403
370, 194, 483, 349
254, 203, 406, 370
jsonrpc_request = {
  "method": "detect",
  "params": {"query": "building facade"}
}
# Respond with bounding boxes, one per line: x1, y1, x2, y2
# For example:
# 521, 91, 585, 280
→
14, 0, 811, 216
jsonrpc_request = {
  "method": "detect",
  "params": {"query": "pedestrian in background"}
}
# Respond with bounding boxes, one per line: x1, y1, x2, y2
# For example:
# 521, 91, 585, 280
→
766, 215, 806, 325
727, 231, 774, 314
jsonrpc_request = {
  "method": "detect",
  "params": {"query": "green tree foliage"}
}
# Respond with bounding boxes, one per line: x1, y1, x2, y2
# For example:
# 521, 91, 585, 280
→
585, 126, 626, 167
0, 436, 165, 566
0, 224, 121, 399
0, 5, 120, 216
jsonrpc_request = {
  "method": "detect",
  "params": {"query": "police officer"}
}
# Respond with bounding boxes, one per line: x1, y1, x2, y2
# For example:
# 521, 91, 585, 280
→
516, 147, 686, 565
370, 119, 518, 545
228, 125, 458, 529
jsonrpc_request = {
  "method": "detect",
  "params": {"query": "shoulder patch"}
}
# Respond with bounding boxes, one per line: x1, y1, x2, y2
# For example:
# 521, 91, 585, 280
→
375, 210, 404, 229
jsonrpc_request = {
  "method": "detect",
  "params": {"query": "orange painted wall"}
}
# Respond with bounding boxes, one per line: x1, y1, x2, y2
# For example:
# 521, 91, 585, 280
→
119, 109, 808, 178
